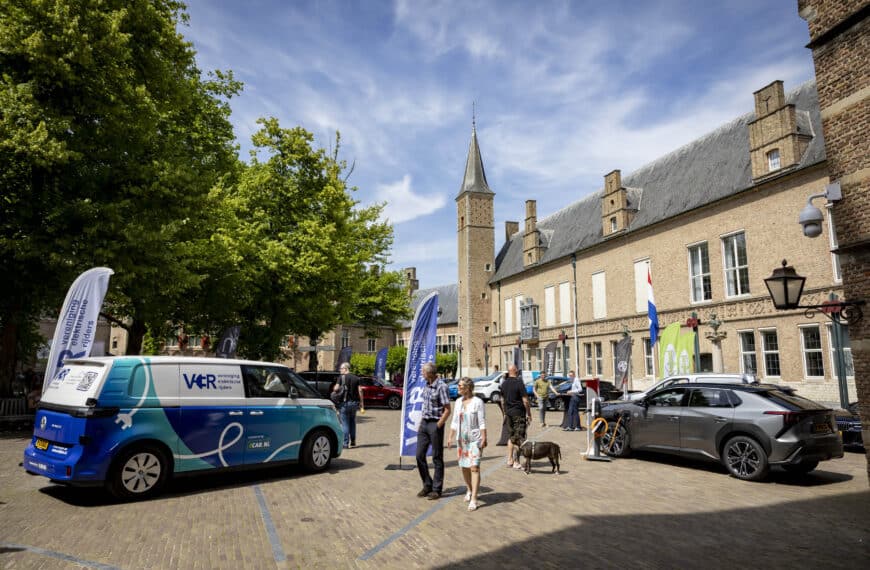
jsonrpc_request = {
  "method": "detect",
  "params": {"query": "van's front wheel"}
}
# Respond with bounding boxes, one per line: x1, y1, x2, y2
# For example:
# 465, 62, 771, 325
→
107, 444, 170, 500
301, 429, 333, 472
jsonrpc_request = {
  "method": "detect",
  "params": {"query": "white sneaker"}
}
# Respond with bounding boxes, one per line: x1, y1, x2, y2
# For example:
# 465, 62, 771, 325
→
468, 501, 477, 511
464, 491, 471, 502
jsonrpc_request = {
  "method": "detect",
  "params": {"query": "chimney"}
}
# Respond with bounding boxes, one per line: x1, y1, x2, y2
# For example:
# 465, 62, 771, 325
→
601, 169, 631, 237
523, 200, 543, 266
505, 221, 519, 242
404, 267, 419, 296
748, 80, 811, 181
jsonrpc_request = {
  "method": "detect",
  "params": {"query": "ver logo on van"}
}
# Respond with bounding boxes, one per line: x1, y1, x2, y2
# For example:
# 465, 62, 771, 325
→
183, 373, 217, 390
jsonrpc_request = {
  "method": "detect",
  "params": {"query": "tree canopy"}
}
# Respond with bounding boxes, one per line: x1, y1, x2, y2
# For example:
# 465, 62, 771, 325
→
0, 1, 412, 392
217, 119, 410, 364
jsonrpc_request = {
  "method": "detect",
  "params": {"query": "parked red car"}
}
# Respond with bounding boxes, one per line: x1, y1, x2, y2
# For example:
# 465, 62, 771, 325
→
359, 377, 403, 409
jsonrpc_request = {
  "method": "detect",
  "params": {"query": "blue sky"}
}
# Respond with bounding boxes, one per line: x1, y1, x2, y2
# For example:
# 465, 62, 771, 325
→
181, 0, 816, 289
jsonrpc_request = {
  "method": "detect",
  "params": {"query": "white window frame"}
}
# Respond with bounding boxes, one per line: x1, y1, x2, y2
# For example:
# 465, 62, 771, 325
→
556, 345, 570, 374
799, 324, 825, 380
737, 330, 757, 375
767, 148, 781, 171
610, 217, 617, 233
594, 342, 603, 376
559, 282, 571, 324
341, 329, 350, 349
515, 296, 523, 335
687, 241, 712, 303
504, 298, 513, 333
826, 322, 854, 380
592, 271, 607, 320
759, 328, 781, 378
503, 350, 512, 371
584, 343, 593, 377
721, 231, 750, 298
544, 285, 556, 327
642, 338, 655, 377
367, 338, 376, 352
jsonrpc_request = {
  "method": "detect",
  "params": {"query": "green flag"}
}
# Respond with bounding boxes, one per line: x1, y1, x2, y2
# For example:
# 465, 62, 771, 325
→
657, 322, 681, 378
676, 331, 696, 373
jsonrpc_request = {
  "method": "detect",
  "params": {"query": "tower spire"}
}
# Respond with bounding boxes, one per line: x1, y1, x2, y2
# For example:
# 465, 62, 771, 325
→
457, 110, 492, 198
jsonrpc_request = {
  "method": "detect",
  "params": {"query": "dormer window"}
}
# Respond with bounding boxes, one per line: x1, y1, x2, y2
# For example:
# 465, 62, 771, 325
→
767, 149, 781, 171
610, 217, 617, 233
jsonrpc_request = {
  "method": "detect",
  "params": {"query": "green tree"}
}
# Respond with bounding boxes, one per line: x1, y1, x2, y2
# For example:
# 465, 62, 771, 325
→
0, 0, 240, 389
436, 352, 458, 378
218, 118, 410, 364
386, 345, 407, 375
349, 353, 375, 376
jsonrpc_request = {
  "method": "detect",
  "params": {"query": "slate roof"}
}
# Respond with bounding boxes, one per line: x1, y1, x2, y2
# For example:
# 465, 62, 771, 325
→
399, 283, 459, 328
457, 126, 493, 197
491, 80, 825, 283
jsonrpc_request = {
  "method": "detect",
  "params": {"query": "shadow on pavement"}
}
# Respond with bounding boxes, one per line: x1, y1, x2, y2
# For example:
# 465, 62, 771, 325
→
38, 458, 367, 506
436, 491, 870, 568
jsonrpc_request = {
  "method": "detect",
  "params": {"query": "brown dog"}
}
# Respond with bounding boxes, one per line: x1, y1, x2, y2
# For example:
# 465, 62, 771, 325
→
514, 440, 561, 474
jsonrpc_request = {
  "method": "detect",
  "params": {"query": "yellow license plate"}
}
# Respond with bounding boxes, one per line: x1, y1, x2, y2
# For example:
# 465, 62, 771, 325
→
35, 438, 49, 450
812, 424, 831, 434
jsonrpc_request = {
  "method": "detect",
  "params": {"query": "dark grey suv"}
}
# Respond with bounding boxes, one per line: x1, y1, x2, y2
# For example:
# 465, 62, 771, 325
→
599, 383, 843, 481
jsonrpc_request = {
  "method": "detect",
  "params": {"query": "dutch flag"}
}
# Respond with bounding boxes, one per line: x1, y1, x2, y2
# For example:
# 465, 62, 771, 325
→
648, 267, 659, 347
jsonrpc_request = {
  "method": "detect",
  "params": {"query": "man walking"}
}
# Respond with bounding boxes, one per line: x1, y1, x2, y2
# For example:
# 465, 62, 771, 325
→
336, 362, 365, 448
416, 361, 451, 500
502, 365, 531, 469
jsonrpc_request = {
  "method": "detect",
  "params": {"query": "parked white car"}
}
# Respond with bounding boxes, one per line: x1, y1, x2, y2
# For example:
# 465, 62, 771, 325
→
473, 372, 537, 405
626, 373, 757, 401
472, 372, 506, 402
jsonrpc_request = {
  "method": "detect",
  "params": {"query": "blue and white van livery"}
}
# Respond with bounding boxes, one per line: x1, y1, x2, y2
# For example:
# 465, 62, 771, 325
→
24, 356, 343, 499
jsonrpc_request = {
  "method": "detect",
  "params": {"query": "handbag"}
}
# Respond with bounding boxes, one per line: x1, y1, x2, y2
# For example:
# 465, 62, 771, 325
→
330, 376, 347, 405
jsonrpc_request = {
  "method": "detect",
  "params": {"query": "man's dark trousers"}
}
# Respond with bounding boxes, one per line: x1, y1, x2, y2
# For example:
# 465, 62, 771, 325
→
416, 419, 444, 493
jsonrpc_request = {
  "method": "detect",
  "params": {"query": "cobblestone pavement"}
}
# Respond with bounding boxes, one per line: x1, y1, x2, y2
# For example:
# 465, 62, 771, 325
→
1, 406, 868, 569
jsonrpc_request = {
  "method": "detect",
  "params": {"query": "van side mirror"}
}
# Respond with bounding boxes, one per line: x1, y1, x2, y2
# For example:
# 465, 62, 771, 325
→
289, 386, 298, 399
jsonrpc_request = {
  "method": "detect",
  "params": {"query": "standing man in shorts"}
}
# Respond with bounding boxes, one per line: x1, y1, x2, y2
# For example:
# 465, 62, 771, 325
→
501, 364, 531, 469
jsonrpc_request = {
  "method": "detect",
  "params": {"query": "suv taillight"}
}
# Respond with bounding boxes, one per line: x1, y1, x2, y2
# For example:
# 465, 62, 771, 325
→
764, 410, 803, 425
764, 410, 820, 437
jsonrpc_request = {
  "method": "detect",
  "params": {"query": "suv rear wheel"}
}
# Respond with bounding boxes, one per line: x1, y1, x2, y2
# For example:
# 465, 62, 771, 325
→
490, 391, 501, 404
723, 435, 769, 481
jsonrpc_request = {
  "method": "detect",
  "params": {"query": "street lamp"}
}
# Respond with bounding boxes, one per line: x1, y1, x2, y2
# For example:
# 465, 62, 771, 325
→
764, 260, 864, 323
483, 341, 490, 375
558, 330, 567, 375
764, 260, 865, 407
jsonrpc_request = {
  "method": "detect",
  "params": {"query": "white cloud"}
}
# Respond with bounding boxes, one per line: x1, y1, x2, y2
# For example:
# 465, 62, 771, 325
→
375, 175, 447, 224
389, 236, 456, 267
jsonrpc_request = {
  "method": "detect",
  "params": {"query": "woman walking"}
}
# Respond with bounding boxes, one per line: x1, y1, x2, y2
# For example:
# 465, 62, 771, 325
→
447, 377, 487, 511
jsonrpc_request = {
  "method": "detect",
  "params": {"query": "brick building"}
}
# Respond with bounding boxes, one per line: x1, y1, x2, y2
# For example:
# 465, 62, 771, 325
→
798, 0, 870, 476
408, 79, 855, 405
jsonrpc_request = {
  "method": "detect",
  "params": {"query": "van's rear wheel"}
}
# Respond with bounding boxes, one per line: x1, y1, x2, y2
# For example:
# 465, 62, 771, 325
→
490, 392, 501, 404
301, 429, 333, 472
108, 444, 170, 500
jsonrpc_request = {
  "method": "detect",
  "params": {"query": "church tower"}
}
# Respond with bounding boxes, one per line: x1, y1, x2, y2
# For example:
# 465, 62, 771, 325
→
456, 119, 495, 377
